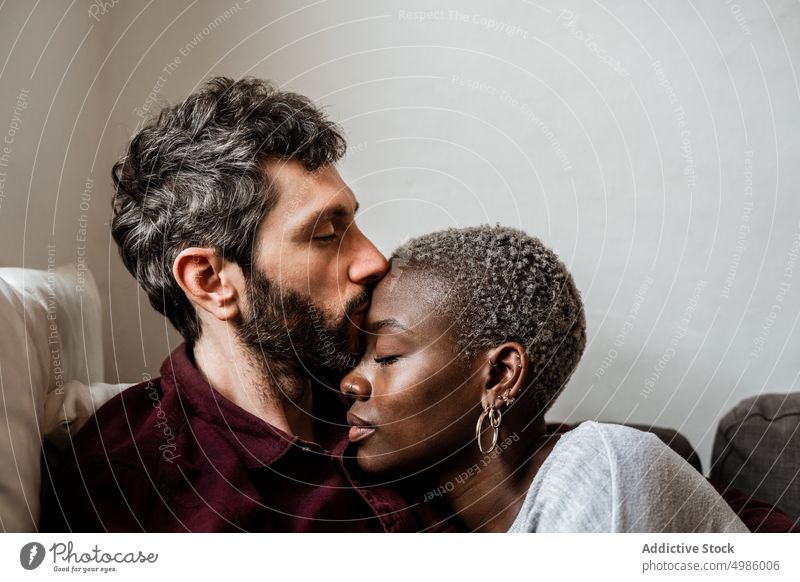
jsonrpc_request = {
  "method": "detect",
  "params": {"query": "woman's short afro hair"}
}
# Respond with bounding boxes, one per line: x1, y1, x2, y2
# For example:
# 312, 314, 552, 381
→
391, 225, 586, 417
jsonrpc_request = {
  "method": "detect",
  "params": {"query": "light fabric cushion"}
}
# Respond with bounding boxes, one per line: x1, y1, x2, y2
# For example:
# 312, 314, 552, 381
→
0, 265, 103, 532
43, 380, 130, 450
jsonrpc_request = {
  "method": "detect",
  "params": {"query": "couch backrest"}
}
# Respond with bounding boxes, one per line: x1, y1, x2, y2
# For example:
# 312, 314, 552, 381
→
0, 264, 103, 532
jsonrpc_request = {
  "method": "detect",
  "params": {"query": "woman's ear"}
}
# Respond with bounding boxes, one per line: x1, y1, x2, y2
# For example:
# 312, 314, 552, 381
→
172, 247, 244, 322
481, 342, 528, 409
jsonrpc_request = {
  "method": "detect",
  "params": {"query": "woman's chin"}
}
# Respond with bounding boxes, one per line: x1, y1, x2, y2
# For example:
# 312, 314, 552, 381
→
355, 444, 401, 477
355, 445, 383, 474
356, 445, 426, 481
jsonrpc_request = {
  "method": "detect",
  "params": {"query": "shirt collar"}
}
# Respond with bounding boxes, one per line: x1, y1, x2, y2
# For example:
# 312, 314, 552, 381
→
159, 343, 350, 469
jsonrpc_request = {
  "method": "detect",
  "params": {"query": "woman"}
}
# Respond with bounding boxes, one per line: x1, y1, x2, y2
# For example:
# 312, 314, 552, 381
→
341, 225, 748, 533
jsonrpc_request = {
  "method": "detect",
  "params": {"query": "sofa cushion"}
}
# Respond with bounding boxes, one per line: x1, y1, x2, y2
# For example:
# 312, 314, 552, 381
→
711, 393, 800, 523
0, 265, 103, 532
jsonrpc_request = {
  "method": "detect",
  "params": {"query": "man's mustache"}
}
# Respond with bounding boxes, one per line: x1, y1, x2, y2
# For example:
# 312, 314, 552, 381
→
343, 285, 375, 319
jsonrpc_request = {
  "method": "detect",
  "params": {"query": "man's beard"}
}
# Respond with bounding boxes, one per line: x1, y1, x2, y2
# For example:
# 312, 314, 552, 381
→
236, 269, 368, 399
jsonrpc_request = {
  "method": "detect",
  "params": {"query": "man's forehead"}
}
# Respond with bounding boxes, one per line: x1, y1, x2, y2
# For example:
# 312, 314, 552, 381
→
264, 159, 358, 222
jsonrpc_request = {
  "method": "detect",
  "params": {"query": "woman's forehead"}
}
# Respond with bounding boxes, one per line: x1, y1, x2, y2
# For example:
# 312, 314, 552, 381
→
369, 267, 452, 335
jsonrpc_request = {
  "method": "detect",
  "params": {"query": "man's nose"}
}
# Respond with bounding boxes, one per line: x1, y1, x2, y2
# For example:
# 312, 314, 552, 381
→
348, 228, 389, 285
340, 373, 372, 401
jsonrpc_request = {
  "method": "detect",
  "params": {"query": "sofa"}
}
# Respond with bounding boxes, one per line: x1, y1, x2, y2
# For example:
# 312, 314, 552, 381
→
0, 265, 127, 531
711, 393, 800, 526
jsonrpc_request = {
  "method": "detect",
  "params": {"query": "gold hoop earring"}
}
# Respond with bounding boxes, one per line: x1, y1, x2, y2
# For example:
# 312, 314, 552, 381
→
475, 405, 502, 453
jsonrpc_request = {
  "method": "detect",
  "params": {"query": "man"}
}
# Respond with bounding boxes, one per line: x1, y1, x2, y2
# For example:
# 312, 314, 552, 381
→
42, 77, 446, 532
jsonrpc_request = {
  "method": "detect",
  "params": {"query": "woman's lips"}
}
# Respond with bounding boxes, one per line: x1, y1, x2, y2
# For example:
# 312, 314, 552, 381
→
347, 412, 375, 443
348, 425, 376, 443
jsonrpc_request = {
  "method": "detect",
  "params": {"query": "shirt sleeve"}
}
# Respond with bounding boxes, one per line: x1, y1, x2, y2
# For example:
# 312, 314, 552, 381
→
41, 454, 183, 533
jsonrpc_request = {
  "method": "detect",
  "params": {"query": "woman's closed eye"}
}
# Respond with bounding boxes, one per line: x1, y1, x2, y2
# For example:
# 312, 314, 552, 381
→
373, 354, 400, 367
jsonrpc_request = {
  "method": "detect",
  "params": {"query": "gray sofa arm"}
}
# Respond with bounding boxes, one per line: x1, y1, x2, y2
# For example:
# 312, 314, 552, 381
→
711, 393, 800, 522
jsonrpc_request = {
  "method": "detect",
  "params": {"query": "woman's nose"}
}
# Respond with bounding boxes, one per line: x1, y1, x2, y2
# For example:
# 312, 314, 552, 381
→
340, 374, 372, 401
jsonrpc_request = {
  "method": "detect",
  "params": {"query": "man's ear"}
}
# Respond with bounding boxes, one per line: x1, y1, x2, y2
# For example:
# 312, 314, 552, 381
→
172, 247, 244, 321
481, 342, 527, 409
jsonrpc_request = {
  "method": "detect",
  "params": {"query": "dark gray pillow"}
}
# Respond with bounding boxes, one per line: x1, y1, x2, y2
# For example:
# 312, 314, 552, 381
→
711, 393, 800, 521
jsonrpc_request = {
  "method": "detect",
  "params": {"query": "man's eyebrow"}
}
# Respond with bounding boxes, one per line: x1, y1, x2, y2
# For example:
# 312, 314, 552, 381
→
327, 201, 358, 218
296, 201, 359, 233
367, 318, 413, 334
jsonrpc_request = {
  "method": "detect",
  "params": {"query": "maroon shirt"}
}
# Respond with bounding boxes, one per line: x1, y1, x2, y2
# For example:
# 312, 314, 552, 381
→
42, 345, 451, 532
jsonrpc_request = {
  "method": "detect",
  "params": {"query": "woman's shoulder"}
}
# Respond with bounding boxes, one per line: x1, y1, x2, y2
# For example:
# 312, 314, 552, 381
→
509, 421, 676, 531
543, 421, 660, 464
559, 421, 684, 478
508, 422, 628, 532
511, 421, 748, 532
564, 420, 662, 446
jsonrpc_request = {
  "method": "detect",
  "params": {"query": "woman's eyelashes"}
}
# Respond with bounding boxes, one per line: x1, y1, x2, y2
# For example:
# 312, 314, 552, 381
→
373, 354, 400, 367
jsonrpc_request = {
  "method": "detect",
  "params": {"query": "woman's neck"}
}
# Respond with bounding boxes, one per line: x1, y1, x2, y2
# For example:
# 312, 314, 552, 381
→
436, 425, 560, 532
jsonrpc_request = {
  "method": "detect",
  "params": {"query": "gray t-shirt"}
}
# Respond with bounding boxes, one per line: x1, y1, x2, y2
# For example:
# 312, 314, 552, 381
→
509, 421, 749, 533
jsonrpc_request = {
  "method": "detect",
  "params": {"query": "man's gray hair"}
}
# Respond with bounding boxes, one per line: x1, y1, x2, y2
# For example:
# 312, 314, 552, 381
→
111, 76, 346, 343
392, 225, 586, 417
